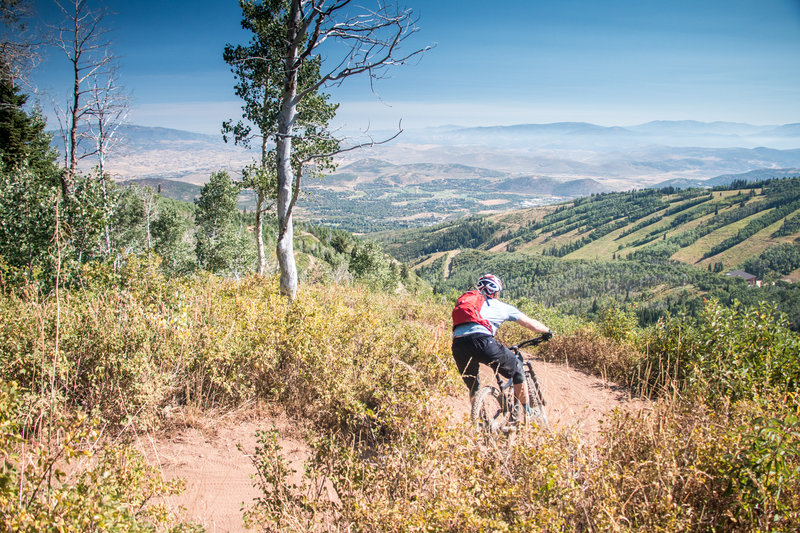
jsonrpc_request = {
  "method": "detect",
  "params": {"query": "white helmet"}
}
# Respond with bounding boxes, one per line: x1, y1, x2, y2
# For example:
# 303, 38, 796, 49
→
476, 274, 503, 297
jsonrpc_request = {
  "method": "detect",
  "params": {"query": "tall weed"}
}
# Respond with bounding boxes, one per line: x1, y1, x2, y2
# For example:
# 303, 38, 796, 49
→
0, 260, 454, 431
586, 396, 800, 531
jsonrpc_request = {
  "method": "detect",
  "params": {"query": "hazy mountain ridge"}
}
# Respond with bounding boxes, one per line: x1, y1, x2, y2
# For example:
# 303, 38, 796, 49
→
655, 168, 800, 189
54, 121, 800, 187
56, 122, 800, 229
400, 120, 800, 151
490, 176, 610, 196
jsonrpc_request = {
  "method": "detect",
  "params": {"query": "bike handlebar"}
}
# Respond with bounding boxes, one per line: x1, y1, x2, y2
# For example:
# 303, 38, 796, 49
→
511, 332, 553, 351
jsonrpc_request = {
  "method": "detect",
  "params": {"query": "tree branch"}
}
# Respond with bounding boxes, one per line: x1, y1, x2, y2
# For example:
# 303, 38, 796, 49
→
298, 120, 403, 165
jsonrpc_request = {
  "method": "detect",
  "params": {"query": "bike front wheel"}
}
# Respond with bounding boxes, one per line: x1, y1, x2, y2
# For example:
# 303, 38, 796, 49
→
524, 361, 548, 427
471, 385, 510, 434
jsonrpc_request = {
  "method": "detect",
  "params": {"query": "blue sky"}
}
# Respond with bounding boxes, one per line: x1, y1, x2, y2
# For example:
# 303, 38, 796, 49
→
31, 0, 800, 135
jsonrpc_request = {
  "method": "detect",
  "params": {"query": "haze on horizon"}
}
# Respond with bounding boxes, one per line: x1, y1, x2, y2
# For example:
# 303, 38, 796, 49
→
29, 0, 800, 136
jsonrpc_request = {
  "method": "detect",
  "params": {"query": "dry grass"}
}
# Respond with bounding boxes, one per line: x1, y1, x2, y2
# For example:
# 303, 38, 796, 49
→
538, 329, 643, 389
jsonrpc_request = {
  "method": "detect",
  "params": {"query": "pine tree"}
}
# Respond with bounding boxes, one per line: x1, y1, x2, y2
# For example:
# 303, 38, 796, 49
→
0, 78, 58, 174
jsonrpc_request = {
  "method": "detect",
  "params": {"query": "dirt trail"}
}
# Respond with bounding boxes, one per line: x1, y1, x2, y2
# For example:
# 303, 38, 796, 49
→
144, 360, 644, 532
138, 415, 309, 533
444, 357, 645, 436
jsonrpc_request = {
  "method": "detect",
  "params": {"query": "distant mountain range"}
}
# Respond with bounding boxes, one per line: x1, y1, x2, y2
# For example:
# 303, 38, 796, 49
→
52, 121, 800, 199
398, 120, 800, 151
85, 122, 799, 231
49, 124, 251, 185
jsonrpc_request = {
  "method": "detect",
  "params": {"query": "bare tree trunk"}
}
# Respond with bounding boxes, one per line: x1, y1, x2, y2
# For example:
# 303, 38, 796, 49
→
255, 189, 265, 275
276, 191, 295, 296
144, 193, 153, 249
65, 12, 80, 195
255, 136, 268, 275
276, 133, 296, 297
275, 0, 301, 299
101, 178, 111, 254
98, 119, 111, 255
68, 48, 79, 178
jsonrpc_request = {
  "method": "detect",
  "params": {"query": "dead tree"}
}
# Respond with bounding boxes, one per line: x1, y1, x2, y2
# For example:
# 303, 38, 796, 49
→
52, 0, 114, 197
0, 0, 40, 85
86, 62, 128, 253
86, 62, 127, 177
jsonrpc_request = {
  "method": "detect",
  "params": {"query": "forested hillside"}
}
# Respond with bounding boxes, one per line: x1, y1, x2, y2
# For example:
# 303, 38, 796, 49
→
381, 178, 800, 328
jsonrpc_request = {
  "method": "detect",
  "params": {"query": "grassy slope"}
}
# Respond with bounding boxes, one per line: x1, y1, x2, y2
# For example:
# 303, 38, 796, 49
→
672, 208, 774, 264
382, 180, 800, 274
5, 269, 799, 531
694, 216, 785, 268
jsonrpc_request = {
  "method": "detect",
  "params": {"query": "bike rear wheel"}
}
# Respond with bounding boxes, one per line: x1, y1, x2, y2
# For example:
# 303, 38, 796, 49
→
471, 385, 510, 433
524, 361, 548, 427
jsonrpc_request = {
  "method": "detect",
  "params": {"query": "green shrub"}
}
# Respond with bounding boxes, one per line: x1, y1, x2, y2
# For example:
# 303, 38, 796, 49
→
587, 398, 800, 532
645, 299, 800, 401
0, 261, 453, 430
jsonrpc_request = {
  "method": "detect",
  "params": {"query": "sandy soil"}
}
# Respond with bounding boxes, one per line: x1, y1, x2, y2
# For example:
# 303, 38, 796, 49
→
138, 413, 310, 533
143, 359, 645, 532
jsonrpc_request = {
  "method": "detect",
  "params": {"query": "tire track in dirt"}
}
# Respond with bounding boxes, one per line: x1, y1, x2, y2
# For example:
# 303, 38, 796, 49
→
140, 416, 309, 533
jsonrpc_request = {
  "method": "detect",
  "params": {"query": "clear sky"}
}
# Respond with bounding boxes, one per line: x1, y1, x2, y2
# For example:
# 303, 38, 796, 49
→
31, 0, 800, 135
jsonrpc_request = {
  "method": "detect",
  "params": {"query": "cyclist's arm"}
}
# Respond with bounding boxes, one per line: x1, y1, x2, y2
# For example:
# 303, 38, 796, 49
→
516, 314, 550, 334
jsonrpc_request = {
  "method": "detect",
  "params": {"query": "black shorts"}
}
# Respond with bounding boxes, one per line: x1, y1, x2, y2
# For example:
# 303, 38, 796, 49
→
451, 334, 524, 395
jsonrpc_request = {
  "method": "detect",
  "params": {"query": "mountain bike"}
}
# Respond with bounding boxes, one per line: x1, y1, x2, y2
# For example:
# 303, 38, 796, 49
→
470, 335, 549, 433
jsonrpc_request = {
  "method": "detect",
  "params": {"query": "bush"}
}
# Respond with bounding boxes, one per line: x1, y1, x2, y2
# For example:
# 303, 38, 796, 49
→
0, 262, 453, 430
0, 381, 201, 532
645, 299, 800, 401
586, 398, 800, 531
537, 329, 644, 388
5, 259, 800, 531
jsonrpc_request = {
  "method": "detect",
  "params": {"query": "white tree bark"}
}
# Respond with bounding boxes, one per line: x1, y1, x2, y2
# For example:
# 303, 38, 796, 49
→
255, 189, 266, 276
269, 0, 428, 300
275, 0, 301, 299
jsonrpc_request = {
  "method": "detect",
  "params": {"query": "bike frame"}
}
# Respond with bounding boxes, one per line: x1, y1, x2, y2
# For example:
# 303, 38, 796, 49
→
471, 334, 550, 432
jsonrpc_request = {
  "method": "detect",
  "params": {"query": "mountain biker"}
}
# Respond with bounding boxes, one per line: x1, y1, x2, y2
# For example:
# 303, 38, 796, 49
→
451, 274, 553, 422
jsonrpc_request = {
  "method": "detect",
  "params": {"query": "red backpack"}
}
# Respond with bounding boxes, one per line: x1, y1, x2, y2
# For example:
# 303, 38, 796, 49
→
452, 290, 492, 332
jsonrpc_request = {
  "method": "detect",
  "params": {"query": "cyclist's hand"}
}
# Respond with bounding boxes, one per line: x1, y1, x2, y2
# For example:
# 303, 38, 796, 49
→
543, 330, 554, 341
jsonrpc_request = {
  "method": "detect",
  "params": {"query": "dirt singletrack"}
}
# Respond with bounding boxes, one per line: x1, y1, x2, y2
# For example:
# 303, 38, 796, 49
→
444, 356, 645, 436
142, 358, 645, 532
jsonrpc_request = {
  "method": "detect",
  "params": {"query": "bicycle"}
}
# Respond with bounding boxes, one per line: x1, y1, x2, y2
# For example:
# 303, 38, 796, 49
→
470, 335, 549, 433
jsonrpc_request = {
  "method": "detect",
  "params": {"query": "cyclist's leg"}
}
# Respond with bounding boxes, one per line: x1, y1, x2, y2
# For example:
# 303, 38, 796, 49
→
451, 335, 483, 398
475, 336, 527, 402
